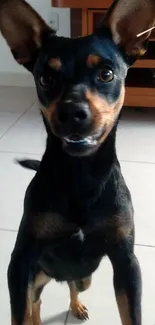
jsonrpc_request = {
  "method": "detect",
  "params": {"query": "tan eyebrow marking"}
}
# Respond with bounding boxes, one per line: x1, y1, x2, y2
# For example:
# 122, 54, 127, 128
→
87, 54, 102, 67
48, 57, 62, 70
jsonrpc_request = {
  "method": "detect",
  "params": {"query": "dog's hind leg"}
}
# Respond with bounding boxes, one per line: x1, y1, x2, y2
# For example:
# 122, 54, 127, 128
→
68, 278, 91, 320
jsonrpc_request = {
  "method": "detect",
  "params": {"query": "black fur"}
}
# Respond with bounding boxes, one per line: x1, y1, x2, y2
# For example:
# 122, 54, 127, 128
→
2, 1, 145, 324
16, 159, 40, 171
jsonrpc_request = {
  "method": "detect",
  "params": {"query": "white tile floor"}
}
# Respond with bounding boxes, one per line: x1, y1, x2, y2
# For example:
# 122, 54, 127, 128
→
0, 86, 155, 325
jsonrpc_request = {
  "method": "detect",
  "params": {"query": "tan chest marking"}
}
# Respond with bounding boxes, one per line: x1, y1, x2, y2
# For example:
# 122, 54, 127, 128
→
31, 212, 77, 239
104, 213, 133, 243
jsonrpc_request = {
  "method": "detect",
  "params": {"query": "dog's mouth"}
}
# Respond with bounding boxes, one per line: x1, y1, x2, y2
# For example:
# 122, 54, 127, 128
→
63, 135, 98, 146
61, 128, 105, 156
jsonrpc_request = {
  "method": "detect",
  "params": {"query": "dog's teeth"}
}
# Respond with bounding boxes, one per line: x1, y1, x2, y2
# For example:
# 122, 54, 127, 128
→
86, 137, 97, 145
64, 136, 97, 145
64, 138, 85, 144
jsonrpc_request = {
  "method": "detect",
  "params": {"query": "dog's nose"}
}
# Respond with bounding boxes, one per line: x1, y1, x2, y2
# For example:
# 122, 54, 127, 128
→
56, 102, 92, 128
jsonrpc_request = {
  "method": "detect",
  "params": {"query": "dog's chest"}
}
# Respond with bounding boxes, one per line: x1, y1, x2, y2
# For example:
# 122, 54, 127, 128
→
34, 212, 106, 281
32, 210, 105, 240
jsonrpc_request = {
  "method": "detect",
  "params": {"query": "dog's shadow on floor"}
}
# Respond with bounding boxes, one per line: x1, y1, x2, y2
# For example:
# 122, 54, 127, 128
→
42, 311, 85, 325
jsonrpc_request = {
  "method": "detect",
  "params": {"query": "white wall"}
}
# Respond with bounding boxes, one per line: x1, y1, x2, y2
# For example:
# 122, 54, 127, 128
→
0, 0, 70, 85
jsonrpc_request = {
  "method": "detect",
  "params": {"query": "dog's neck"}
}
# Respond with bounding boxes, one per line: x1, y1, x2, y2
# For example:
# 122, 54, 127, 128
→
40, 121, 118, 195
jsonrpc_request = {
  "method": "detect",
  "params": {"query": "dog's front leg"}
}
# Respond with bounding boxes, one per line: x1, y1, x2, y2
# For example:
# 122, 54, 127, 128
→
7, 225, 40, 325
108, 242, 142, 325
68, 281, 89, 320
8, 248, 34, 325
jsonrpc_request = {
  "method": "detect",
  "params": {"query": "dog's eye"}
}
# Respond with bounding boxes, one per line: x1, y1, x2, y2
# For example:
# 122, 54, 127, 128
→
39, 75, 55, 88
98, 68, 114, 83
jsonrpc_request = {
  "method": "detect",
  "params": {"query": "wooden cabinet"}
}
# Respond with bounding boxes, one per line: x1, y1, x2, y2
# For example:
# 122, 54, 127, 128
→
87, 10, 105, 35
52, 0, 112, 8
53, 1, 155, 107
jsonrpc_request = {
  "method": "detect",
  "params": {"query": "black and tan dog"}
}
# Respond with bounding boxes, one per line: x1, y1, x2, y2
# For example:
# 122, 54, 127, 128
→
0, 0, 155, 324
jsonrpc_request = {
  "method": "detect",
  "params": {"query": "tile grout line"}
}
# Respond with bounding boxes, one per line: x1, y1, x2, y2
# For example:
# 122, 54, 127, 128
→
135, 243, 155, 248
0, 111, 25, 141
120, 159, 155, 165
64, 308, 70, 325
0, 153, 155, 166
0, 228, 17, 233
0, 150, 42, 155
24, 97, 38, 114
0, 97, 37, 141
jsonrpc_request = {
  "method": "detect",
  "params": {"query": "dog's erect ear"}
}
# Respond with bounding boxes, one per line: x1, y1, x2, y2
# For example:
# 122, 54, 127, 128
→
0, 0, 53, 70
101, 0, 155, 58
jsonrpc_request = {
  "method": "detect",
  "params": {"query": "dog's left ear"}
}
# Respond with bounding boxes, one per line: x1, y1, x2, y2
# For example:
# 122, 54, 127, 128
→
101, 0, 155, 58
0, 0, 53, 71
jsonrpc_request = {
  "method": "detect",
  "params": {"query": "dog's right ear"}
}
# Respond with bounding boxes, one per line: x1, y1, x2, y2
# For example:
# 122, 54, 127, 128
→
0, 0, 54, 71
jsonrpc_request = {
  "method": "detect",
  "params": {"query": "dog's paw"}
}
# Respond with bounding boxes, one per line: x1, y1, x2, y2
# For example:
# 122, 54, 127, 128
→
71, 300, 89, 320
